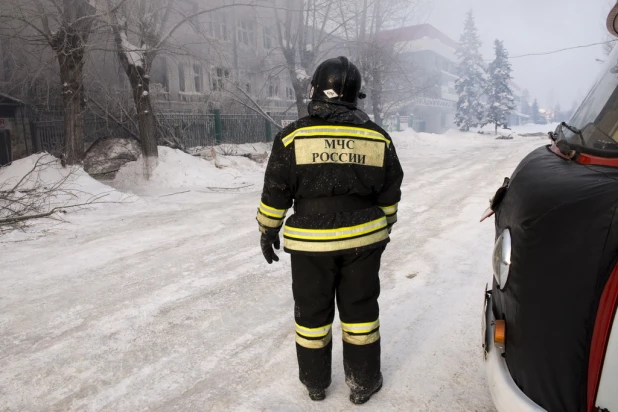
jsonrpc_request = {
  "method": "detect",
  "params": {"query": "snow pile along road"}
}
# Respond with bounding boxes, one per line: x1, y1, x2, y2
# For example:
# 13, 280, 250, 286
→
0, 128, 551, 411
1, 153, 125, 202
0, 153, 127, 219
112, 146, 268, 195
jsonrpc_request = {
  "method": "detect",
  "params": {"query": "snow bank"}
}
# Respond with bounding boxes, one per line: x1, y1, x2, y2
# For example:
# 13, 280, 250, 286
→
0, 153, 126, 205
477, 122, 558, 137
112, 146, 267, 194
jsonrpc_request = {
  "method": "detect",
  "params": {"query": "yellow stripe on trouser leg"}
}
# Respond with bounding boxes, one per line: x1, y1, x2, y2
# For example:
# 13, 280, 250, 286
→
343, 330, 381, 345
296, 329, 333, 349
341, 319, 381, 346
341, 319, 380, 334
295, 323, 332, 338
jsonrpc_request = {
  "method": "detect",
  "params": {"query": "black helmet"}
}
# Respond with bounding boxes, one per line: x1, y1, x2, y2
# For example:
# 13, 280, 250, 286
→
608, 1, 618, 36
310, 56, 366, 107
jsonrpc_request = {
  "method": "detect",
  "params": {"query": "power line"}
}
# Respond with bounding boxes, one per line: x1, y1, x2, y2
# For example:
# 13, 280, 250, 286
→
508, 39, 618, 59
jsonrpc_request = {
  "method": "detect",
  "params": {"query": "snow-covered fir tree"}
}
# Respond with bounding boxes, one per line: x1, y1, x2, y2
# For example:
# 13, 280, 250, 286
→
455, 11, 486, 131
484, 40, 516, 134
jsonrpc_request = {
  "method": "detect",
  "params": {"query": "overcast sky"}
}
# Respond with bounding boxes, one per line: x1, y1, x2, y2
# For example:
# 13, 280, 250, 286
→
424, 0, 613, 111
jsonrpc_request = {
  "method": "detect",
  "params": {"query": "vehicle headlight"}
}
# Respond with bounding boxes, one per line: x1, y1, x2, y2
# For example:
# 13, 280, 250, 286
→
493, 229, 512, 289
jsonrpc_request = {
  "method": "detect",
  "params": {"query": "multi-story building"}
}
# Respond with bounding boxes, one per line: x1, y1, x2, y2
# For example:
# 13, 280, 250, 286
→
378, 24, 458, 134
144, 1, 301, 114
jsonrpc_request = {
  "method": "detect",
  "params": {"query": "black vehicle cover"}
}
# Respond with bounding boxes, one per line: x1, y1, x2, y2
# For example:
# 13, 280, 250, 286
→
493, 145, 618, 412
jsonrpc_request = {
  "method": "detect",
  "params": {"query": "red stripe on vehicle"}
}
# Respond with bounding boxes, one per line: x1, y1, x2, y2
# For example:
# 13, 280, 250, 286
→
587, 264, 618, 412
577, 153, 618, 167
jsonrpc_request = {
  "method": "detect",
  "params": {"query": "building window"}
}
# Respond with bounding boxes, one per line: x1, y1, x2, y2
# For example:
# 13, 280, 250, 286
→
286, 86, 295, 100
268, 78, 279, 98
238, 20, 254, 46
207, 13, 228, 41
263, 26, 274, 50
151, 56, 169, 92
211, 67, 230, 91
178, 64, 186, 92
193, 64, 202, 92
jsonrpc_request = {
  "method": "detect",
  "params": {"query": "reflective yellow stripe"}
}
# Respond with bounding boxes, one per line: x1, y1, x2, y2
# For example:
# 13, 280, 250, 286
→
341, 319, 380, 334
295, 323, 332, 338
284, 229, 389, 253
282, 126, 391, 147
296, 330, 333, 349
283, 217, 387, 241
386, 214, 397, 225
259, 202, 287, 219
343, 330, 380, 346
379, 203, 398, 216
256, 212, 284, 229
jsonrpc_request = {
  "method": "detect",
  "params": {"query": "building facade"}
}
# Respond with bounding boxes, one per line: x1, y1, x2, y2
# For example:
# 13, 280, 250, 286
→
378, 24, 458, 134
144, 0, 303, 115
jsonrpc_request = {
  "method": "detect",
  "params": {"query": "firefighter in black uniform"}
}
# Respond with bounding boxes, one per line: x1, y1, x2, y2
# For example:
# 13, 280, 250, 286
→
256, 56, 404, 404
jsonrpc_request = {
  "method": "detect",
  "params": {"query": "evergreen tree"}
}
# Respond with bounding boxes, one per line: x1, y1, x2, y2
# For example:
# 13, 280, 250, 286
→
455, 11, 486, 131
484, 39, 516, 134
531, 99, 541, 124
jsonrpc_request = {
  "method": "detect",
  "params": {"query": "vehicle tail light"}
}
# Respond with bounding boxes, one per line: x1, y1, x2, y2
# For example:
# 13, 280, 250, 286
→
494, 320, 506, 349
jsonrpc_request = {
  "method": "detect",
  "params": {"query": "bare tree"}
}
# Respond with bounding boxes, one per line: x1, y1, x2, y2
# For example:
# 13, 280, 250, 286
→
105, 0, 263, 175
0, 0, 103, 165
338, 0, 428, 125
271, 0, 352, 118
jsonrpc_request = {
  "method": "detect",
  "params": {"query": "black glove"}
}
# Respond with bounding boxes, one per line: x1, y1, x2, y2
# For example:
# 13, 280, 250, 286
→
260, 230, 280, 264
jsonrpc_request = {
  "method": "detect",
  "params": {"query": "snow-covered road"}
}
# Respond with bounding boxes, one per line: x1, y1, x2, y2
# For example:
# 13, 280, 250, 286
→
0, 130, 548, 411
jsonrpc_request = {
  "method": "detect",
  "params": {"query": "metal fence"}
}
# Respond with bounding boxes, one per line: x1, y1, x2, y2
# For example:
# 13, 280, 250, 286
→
34, 111, 298, 153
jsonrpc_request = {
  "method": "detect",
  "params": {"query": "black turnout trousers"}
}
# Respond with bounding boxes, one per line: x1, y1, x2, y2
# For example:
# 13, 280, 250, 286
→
291, 246, 384, 392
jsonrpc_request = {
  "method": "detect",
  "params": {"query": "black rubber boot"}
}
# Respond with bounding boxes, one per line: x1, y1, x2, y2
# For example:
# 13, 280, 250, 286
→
349, 372, 383, 405
308, 387, 326, 401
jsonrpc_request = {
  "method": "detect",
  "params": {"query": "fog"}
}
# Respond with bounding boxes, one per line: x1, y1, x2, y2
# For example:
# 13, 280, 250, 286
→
425, 0, 612, 111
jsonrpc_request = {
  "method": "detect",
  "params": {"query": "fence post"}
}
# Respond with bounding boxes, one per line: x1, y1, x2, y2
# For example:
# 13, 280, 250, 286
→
30, 121, 41, 152
214, 109, 222, 144
265, 111, 272, 142
396, 115, 401, 132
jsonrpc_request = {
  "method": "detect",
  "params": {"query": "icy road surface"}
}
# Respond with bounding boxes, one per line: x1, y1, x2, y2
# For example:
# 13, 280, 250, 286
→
0, 130, 549, 411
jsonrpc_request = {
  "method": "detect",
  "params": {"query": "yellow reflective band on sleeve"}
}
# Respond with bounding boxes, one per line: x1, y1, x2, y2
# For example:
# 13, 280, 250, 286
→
295, 323, 332, 338
259, 202, 287, 219
386, 214, 397, 225
282, 126, 391, 147
341, 319, 380, 334
284, 229, 389, 253
256, 211, 284, 229
283, 217, 387, 241
296, 330, 333, 349
343, 330, 380, 346
379, 203, 398, 216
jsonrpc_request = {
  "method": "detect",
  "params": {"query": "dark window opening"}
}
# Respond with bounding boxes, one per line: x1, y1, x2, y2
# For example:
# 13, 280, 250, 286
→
194, 64, 202, 92
179, 64, 186, 92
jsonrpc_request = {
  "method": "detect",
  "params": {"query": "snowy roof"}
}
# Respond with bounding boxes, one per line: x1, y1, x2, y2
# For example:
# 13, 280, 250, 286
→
377, 24, 458, 49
